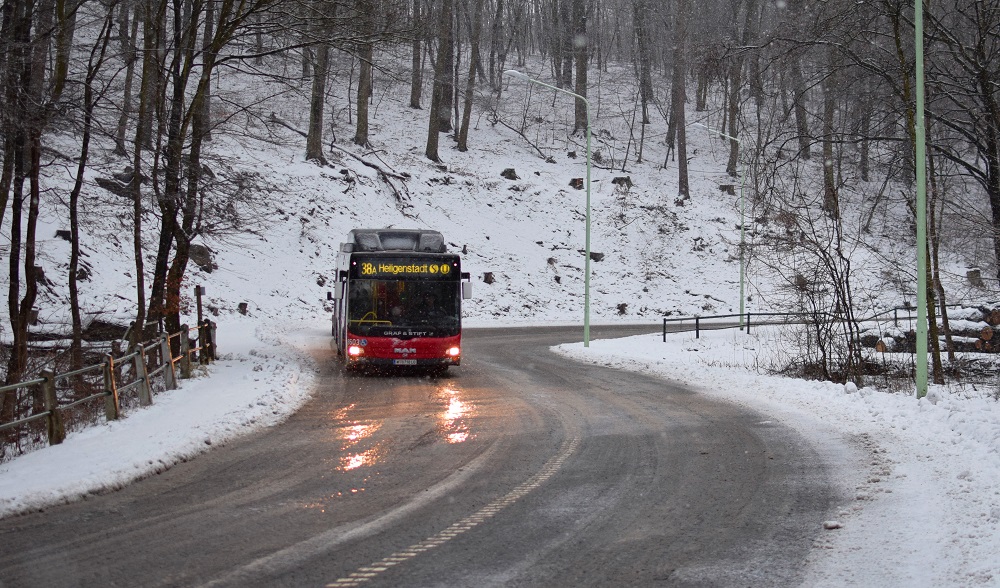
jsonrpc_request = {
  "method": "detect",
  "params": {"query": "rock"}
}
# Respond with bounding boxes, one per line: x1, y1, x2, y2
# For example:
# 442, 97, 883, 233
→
190, 244, 218, 273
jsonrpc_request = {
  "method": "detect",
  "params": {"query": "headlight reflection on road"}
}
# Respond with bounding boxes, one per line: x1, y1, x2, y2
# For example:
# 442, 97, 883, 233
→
438, 386, 476, 444
332, 405, 387, 471
339, 443, 388, 471
340, 422, 380, 443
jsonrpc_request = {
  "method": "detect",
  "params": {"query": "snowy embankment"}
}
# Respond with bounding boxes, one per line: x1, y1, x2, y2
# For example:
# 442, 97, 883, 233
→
0, 320, 319, 517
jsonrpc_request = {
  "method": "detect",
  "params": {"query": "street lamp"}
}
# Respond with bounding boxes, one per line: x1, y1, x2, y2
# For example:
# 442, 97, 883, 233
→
693, 122, 747, 330
504, 69, 592, 347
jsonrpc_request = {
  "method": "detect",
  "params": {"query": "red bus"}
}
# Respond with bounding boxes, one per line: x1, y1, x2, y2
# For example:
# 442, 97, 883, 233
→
328, 229, 472, 372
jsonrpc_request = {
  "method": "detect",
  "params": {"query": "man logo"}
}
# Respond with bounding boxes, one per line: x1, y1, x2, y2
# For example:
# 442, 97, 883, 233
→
394, 348, 417, 354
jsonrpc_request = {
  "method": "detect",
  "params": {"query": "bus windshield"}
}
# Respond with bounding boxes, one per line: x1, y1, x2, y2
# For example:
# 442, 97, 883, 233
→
347, 279, 460, 335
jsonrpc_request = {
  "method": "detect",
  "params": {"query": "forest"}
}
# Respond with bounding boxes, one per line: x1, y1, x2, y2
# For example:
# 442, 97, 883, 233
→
2, 0, 1000, 398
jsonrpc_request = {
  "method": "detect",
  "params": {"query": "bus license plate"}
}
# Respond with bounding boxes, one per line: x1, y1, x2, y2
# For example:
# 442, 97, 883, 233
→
393, 359, 417, 366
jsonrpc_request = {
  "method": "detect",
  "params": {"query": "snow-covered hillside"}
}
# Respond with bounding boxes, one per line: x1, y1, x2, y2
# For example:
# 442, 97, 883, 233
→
19, 61, 776, 334
18, 56, 997, 343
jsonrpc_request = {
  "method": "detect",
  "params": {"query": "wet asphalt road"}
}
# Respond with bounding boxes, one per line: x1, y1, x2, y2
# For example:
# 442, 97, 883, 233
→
0, 325, 837, 587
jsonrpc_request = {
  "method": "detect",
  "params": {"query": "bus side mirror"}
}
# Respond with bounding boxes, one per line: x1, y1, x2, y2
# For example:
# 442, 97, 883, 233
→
328, 289, 343, 301
462, 282, 473, 300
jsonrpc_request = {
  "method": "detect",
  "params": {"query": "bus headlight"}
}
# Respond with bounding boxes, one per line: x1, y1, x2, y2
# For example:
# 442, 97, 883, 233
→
347, 345, 364, 357
446, 346, 461, 358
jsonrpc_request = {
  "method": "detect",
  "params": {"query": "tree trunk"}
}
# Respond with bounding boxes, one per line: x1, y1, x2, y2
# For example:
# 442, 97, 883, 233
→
146, 0, 193, 340
138, 0, 161, 150
426, 0, 454, 160
859, 95, 871, 182
200, 0, 215, 142
821, 47, 839, 220
5, 0, 48, 393
695, 52, 711, 112
0, 138, 14, 282
633, 0, 652, 125
0, 0, 29, 245
5, 147, 27, 387
559, 0, 572, 88
354, 0, 373, 146
130, 0, 166, 344
983, 94, 1000, 286
436, 0, 454, 133
488, 0, 504, 90
457, 0, 483, 151
11, 135, 44, 410
50, 0, 78, 103
923, 237, 945, 385
789, 54, 810, 160
927, 146, 955, 364
673, 0, 690, 201
306, 43, 330, 160
410, 0, 422, 108
114, 3, 139, 155
68, 13, 113, 370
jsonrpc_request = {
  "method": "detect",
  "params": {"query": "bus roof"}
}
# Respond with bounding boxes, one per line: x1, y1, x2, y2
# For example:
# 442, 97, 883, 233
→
344, 229, 447, 253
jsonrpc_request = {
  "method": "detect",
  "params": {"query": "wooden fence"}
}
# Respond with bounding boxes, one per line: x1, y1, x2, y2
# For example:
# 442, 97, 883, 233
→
0, 320, 217, 453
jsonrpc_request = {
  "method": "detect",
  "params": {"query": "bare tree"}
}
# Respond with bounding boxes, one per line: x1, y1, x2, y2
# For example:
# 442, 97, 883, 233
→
632, 0, 653, 125
457, 0, 484, 151
426, 0, 454, 160
69, 13, 116, 370
410, 0, 423, 108
924, 1, 1000, 285
354, 0, 374, 146
306, 41, 330, 160
3, 0, 60, 389
673, 0, 690, 203
820, 46, 839, 219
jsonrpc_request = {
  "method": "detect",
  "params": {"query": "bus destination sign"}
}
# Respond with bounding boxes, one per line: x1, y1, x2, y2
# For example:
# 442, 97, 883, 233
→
354, 257, 458, 279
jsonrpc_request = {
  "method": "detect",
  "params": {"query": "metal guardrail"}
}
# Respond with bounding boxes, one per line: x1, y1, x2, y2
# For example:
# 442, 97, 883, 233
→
0, 320, 217, 450
0, 377, 47, 395
663, 308, 919, 341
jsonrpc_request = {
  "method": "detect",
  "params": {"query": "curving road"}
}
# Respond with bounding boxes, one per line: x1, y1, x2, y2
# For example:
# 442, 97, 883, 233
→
0, 325, 839, 587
